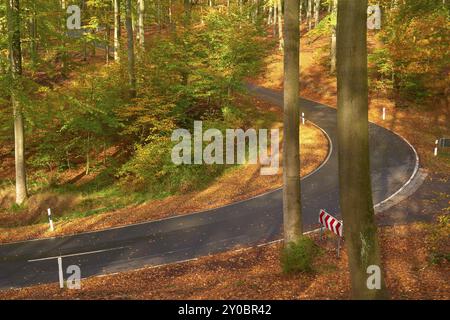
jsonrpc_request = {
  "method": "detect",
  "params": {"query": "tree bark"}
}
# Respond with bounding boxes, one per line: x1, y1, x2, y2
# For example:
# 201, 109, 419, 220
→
106, 23, 111, 63
299, 0, 303, 23
268, 4, 272, 25
277, 0, 284, 50
114, 0, 121, 62
314, 0, 320, 27
29, 1, 38, 67
273, 1, 278, 35
336, 0, 388, 299
307, 0, 312, 30
283, 0, 302, 244
169, 0, 173, 25
137, 0, 145, 51
184, 0, 191, 27
330, 0, 337, 73
125, 0, 136, 97
7, 0, 28, 205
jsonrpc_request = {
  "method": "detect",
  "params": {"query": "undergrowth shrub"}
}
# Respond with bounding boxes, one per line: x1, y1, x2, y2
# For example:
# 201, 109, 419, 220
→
427, 214, 450, 265
281, 236, 320, 274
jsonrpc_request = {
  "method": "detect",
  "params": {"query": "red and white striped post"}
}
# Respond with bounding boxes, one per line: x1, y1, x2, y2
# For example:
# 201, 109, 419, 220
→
319, 209, 343, 257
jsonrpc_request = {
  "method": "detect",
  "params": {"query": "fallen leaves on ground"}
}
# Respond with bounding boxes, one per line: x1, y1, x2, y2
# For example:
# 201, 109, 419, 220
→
0, 222, 447, 300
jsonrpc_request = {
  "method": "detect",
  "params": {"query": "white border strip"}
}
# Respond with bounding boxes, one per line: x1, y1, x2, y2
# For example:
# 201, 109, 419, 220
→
373, 129, 420, 209
27, 246, 126, 262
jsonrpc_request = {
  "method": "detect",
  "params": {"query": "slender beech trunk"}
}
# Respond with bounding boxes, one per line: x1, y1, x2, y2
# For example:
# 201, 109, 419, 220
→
29, 1, 38, 67
299, 0, 303, 24
336, 0, 388, 300
125, 0, 136, 97
277, 0, 283, 50
7, 0, 28, 205
273, 1, 278, 35
85, 134, 90, 175
314, 0, 320, 27
283, 0, 302, 244
307, 0, 312, 30
156, 0, 161, 31
114, 0, 121, 62
330, 0, 337, 73
106, 23, 111, 63
137, 0, 145, 51
184, 0, 191, 27
169, 0, 173, 25
252, 0, 258, 23
268, 5, 272, 25
60, 0, 69, 76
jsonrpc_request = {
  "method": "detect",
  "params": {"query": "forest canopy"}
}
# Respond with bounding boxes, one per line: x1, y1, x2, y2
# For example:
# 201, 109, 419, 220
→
0, 1, 269, 200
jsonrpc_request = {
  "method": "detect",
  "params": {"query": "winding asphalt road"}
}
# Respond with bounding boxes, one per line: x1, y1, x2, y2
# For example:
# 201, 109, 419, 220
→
0, 85, 418, 289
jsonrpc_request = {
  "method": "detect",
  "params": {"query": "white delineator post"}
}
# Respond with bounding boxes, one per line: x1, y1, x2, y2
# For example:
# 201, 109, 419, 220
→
57, 257, 64, 289
301, 112, 305, 125
434, 139, 438, 156
47, 208, 54, 231
382, 107, 386, 120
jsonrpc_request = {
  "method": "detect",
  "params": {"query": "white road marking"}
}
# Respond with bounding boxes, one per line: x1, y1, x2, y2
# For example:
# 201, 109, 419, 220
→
27, 246, 127, 262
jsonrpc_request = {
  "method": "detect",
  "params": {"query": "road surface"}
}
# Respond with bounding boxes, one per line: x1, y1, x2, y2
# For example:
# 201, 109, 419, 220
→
0, 85, 418, 289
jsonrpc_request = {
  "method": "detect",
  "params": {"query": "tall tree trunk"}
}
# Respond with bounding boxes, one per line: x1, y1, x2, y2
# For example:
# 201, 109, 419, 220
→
267, 4, 272, 25
336, 0, 388, 300
125, 0, 136, 97
273, 1, 278, 35
29, 1, 38, 67
314, 0, 320, 27
277, 0, 283, 50
307, 0, 312, 30
114, 0, 121, 62
156, 0, 161, 31
7, 0, 28, 205
137, 0, 145, 51
60, 0, 69, 77
253, 0, 260, 23
330, 0, 337, 73
168, 0, 173, 26
283, 0, 302, 244
299, 0, 303, 23
106, 23, 111, 63
184, 0, 191, 27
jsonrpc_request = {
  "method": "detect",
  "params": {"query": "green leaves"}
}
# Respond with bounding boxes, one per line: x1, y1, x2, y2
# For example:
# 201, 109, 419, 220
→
372, 0, 450, 106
